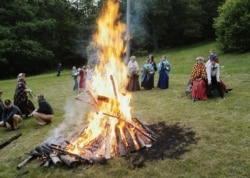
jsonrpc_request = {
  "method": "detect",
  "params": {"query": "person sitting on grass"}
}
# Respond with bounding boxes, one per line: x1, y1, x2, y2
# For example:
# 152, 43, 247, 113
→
190, 57, 208, 102
206, 57, 225, 99
0, 90, 4, 121
0, 99, 22, 130
30, 94, 54, 126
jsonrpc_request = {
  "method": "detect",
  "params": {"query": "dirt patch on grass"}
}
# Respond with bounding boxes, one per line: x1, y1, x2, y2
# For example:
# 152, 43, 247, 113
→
126, 121, 197, 169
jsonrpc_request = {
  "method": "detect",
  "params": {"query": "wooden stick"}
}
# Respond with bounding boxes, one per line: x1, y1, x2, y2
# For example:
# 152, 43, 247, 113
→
16, 156, 34, 170
75, 97, 99, 113
110, 75, 118, 99
0, 133, 22, 149
102, 113, 156, 142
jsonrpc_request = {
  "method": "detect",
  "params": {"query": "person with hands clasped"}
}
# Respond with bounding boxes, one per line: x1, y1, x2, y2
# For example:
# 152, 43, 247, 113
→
14, 73, 35, 118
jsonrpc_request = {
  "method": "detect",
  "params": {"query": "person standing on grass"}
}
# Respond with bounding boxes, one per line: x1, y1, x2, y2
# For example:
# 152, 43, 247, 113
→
30, 94, 54, 126
126, 56, 140, 92
56, 63, 62, 77
0, 99, 22, 130
157, 55, 171, 89
141, 58, 155, 90
14, 73, 35, 118
79, 66, 87, 92
72, 66, 79, 91
190, 57, 208, 102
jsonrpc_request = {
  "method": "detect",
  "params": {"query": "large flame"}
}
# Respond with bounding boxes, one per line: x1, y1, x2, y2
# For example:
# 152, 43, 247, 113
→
65, 0, 133, 158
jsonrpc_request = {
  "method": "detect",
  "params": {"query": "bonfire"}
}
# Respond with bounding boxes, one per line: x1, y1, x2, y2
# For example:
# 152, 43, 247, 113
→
17, 0, 156, 169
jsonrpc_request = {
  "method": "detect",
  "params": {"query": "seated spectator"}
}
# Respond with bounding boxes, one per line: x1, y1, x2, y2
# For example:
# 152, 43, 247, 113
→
206, 57, 224, 99
205, 52, 232, 93
190, 57, 208, 102
0, 90, 4, 121
0, 99, 22, 130
30, 94, 54, 125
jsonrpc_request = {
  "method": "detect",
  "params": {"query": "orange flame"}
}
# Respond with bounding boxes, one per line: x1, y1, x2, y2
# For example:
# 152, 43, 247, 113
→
65, 0, 133, 158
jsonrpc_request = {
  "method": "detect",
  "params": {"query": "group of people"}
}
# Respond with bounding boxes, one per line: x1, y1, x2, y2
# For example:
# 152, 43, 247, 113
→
72, 65, 94, 92
189, 49, 232, 102
126, 54, 171, 92
0, 73, 54, 131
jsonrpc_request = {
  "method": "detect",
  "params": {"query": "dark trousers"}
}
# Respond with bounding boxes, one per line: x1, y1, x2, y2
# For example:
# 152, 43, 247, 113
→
209, 77, 224, 98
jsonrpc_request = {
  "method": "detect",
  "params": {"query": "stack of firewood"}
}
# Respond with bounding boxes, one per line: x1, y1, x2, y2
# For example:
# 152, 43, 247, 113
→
17, 142, 93, 169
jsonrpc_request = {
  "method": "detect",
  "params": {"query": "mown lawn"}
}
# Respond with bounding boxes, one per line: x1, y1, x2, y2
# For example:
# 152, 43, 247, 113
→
0, 41, 249, 178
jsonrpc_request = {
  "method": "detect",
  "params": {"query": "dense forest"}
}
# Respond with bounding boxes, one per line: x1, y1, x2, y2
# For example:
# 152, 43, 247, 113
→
1, 0, 250, 78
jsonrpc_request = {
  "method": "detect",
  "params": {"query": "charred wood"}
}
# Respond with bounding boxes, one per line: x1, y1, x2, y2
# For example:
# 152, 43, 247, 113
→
60, 155, 80, 168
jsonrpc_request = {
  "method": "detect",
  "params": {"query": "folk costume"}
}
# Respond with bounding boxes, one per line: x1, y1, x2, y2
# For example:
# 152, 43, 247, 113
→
14, 73, 35, 117
157, 57, 171, 89
149, 55, 157, 88
79, 67, 87, 91
190, 57, 208, 101
72, 67, 79, 91
141, 60, 155, 90
126, 56, 140, 92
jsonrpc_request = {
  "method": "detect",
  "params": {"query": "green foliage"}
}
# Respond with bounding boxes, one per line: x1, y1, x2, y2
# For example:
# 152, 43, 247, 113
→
0, 0, 101, 78
126, 0, 224, 53
214, 0, 250, 52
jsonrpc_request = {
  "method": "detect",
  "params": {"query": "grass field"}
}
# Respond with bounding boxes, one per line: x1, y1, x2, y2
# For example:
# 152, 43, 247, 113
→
0, 41, 249, 178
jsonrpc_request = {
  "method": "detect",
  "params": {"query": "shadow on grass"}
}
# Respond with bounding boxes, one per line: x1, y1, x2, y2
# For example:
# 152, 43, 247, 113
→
125, 121, 197, 169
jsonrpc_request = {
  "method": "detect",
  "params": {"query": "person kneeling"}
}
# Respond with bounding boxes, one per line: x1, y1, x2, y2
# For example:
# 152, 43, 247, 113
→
0, 99, 22, 130
31, 94, 54, 125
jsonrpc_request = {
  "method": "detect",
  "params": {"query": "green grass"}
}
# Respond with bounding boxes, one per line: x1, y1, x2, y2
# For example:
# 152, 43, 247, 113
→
0, 41, 250, 178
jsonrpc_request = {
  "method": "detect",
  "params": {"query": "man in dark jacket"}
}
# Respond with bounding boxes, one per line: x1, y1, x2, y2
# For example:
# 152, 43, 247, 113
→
0, 99, 22, 130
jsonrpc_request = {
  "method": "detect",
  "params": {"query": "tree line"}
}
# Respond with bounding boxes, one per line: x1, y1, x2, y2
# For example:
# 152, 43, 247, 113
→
0, 0, 249, 79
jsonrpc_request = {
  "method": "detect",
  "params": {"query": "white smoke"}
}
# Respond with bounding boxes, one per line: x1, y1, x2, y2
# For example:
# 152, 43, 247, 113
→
44, 92, 91, 145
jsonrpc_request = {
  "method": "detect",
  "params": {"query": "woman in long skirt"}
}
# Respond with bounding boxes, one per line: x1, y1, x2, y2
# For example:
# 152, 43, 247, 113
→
157, 55, 171, 89
141, 58, 155, 90
126, 56, 140, 92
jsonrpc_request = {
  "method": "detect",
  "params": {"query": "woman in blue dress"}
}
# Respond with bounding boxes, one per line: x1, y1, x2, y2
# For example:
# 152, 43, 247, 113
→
157, 55, 171, 89
141, 59, 155, 90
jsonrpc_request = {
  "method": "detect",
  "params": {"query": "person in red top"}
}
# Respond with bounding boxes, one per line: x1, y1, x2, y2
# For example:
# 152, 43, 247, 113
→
79, 66, 87, 92
190, 57, 208, 102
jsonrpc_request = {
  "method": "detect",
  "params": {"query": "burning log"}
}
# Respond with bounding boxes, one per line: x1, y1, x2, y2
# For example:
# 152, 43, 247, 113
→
49, 144, 94, 164
123, 127, 136, 152
115, 127, 127, 156
110, 75, 118, 99
102, 113, 156, 142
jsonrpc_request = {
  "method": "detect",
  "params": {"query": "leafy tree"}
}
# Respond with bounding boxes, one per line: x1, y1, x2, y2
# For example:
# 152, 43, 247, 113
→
214, 0, 250, 52
0, 0, 101, 78
0, 0, 55, 77
120, 0, 224, 52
